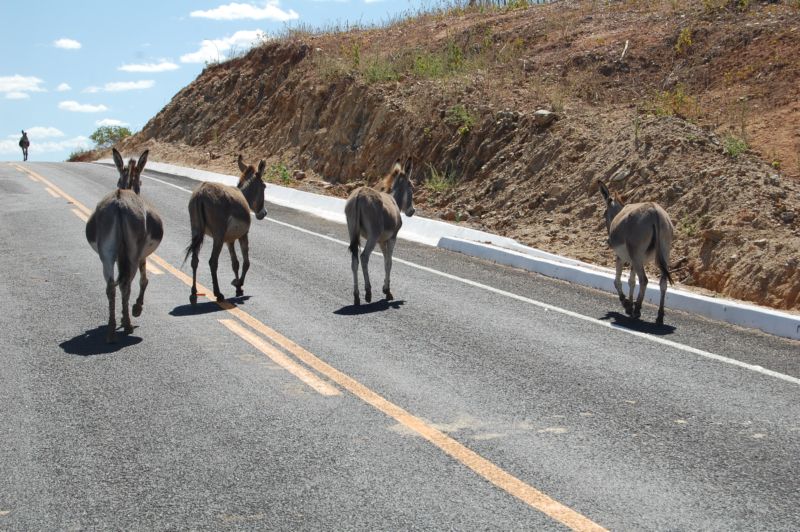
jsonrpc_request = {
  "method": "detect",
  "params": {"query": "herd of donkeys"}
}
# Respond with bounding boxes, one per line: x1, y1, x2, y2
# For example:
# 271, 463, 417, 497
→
84, 148, 673, 343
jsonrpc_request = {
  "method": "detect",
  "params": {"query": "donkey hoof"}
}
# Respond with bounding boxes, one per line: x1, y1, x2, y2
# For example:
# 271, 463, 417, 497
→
132, 303, 143, 317
189, 294, 198, 306
656, 314, 665, 325
384, 290, 394, 301
215, 293, 226, 302
235, 288, 244, 297
365, 291, 372, 303
123, 325, 134, 334
353, 296, 360, 306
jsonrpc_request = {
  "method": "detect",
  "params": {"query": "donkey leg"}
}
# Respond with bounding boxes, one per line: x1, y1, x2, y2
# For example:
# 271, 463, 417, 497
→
234, 234, 250, 297
105, 278, 117, 343
632, 265, 648, 320
381, 239, 396, 300
120, 276, 134, 334
228, 241, 241, 293
613, 257, 630, 313
656, 273, 668, 325
360, 237, 377, 303
351, 243, 360, 306
190, 245, 200, 306
209, 238, 226, 302
133, 261, 148, 317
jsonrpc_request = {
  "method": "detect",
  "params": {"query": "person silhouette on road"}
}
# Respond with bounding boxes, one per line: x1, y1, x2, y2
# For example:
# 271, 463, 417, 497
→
19, 130, 30, 161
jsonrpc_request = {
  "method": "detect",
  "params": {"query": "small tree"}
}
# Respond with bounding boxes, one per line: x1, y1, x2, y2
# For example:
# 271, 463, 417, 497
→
90, 125, 132, 148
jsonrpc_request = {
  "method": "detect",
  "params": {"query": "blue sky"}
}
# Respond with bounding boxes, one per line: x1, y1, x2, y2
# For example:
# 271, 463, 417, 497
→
0, 0, 428, 162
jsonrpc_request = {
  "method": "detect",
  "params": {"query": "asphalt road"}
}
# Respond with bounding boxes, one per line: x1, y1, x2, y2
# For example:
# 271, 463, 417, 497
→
1, 161, 798, 531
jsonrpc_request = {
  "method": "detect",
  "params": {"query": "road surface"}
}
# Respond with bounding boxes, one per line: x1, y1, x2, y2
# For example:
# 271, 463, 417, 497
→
1, 161, 798, 530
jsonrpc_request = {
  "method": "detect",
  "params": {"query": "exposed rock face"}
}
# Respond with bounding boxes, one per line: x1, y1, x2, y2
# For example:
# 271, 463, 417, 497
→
117, 2, 800, 312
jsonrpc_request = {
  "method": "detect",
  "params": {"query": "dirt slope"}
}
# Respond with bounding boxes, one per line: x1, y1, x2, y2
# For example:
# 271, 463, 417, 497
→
112, 0, 800, 311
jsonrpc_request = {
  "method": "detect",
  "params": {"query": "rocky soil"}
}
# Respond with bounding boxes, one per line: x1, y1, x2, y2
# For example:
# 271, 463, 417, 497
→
106, 0, 800, 311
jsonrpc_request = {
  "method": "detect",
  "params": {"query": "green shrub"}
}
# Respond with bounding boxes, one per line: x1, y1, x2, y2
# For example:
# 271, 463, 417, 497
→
723, 135, 748, 158
445, 104, 476, 135
89, 126, 132, 148
425, 164, 457, 193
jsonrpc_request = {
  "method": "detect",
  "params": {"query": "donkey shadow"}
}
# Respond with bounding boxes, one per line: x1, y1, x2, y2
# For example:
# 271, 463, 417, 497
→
334, 299, 405, 316
170, 295, 251, 317
60, 325, 142, 356
600, 311, 676, 336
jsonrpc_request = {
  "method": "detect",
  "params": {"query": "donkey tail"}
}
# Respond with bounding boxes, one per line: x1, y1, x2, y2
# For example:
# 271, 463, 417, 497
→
115, 207, 133, 286
654, 222, 673, 285
346, 193, 361, 259
183, 196, 206, 265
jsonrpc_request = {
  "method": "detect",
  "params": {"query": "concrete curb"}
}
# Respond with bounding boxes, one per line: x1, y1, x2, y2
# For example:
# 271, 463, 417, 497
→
96, 159, 800, 340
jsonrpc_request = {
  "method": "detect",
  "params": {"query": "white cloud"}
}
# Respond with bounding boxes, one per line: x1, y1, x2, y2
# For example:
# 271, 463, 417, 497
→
190, 1, 298, 21
0, 135, 91, 155
24, 127, 65, 139
54, 38, 81, 50
0, 75, 46, 95
180, 30, 266, 63
96, 118, 129, 127
83, 80, 155, 93
6, 92, 30, 100
118, 60, 179, 73
56, 82, 71, 92
59, 100, 108, 113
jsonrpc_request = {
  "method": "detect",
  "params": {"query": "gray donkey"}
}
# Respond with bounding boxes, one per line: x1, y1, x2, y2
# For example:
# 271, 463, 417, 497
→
598, 181, 674, 324
184, 155, 267, 305
86, 149, 163, 342
19, 131, 29, 161
345, 159, 415, 306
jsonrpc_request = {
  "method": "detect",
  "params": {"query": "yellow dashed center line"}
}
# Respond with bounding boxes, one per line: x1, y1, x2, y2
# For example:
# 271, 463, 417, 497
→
44, 187, 60, 198
71, 208, 89, 222
15, 164, 607, 532
220, 319, 340, 396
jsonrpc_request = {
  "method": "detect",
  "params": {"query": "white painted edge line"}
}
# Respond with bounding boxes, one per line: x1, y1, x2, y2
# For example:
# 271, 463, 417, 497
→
440, 237, 800, 341
94, 159, 800, 341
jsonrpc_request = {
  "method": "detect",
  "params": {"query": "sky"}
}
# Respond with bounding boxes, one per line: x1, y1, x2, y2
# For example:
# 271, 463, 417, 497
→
0, 0, 430, 162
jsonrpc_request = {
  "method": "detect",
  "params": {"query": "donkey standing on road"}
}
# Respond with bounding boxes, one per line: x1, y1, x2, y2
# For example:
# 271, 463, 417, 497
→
86, 149, 163, 342
184, 155, 267, 305
345, 159, 415, 306
598, 181, 674, 324
19, 130, 29, 161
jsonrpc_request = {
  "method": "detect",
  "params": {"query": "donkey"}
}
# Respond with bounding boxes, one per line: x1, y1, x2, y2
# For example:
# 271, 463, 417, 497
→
86, 148, 163, 342
184, 155, 267, 305
19, 130, 29, 161
345, 158, 415, 306
598, 181, 674, 324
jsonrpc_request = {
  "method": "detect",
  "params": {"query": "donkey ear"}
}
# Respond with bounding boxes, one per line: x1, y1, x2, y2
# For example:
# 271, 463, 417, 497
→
598, 181, 611, 203
136, 150, 149, 173
112, 148, 125, 173
237, 154, 247, 173
256, 160, 266, 178
404, 157, 413, 178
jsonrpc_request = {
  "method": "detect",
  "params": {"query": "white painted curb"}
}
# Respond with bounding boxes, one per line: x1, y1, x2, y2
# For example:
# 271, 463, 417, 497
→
96, 159, 800, 340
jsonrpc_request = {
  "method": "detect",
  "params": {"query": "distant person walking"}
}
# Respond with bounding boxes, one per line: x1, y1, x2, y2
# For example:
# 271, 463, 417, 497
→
19, 130, 30, 161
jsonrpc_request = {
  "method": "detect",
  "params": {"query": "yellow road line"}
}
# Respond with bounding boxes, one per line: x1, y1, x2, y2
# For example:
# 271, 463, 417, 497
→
14, 165, 93, 216
149, 251, 606, 531
220, 319, 340, 396
146, 262, 164, 275
72, 209, 89, 222
45, 187, 60, 198
22, 166, 607, 531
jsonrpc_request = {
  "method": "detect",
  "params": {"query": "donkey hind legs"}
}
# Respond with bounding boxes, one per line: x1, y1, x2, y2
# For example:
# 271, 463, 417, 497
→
132, 261, 148, 317
229, 235, 250, 297
655, 274, 668, 325
105, 278, 117, 344
351, 246, 361, 306
361, 237, 377, 304
380, 239, 395, 301
209, 238, 226, 302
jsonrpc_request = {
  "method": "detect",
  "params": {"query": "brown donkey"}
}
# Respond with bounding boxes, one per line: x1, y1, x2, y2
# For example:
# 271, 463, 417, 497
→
185, 155, 267, 305
345, 159, 415, 306
86, 148, 163, 342
19, 130, 29, 161
598, 181, 674, 324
